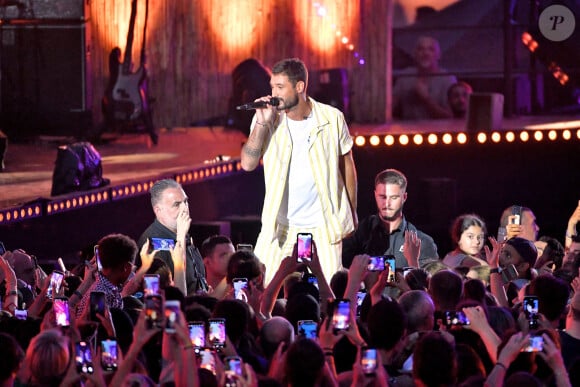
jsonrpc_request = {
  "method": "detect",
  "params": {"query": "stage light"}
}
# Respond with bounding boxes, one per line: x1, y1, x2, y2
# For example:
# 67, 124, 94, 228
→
548, 130, 557, 141
563, 130, 571, 140
506, 132, 515, 142
413, 134, 423, 145
427, 134, 438, 144
457, 133, 467, 144
520, 131, 530, 142
534, 131, 543, 141
491, 132, 501, 143
442, 133, 453, 144
384, 135, 395, 146
369, 135, 380, 146
576, 129, 580, 139
399, 135, 409, 145
477, 133, 487, 143
355, 136, 366, 146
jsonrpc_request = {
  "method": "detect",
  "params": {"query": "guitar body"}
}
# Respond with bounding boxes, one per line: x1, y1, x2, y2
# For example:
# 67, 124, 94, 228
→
111, 64, 147, 121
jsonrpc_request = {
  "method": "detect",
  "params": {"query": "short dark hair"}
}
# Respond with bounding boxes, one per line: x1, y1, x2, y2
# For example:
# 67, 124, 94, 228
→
367, 298, 406, 350
429, 270, 463, 311
201, 235, 233, 258
450, 214, 487, 247
374, 168, 407, 191
226, 250, 262, 284
285, 338, 325, 387
0, 332, 24, 381
272, 58, 308, 87
413, 331, 457, 386
96, 234, 138, 270
528, 274, 570, 322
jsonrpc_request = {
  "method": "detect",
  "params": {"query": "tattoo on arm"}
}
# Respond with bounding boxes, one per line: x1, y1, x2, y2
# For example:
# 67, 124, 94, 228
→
243, 145, 262, 158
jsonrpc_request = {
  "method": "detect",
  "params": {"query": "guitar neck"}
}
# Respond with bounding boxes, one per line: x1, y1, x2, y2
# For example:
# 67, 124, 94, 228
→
122, 0, 138, 73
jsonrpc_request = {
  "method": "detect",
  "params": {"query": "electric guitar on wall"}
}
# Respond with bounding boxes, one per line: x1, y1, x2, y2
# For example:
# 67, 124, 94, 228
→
102, 0, 158, 144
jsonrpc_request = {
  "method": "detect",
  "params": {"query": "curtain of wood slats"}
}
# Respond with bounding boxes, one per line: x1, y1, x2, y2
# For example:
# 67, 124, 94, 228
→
89, 0, 388, 128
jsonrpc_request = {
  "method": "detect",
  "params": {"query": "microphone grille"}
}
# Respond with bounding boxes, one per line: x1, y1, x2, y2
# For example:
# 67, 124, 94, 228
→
269, 97, 280, 107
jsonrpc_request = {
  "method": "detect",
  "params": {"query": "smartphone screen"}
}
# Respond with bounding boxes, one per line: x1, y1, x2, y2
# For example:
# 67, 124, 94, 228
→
0, 241, 6, 255
94, 245, 103, 272
501, 264, 519, 283
368, 256, 385, 271
150, 237, 175, 251
144, 294, 164, 329
332, 299, 350, 332
361, 347, 378, 375
14, 309, 27, 320
297, 320, 318, 339
523, 296, 539, 318
164, 300, 181, 333
199, 348, 216, 374
53, 297, 70, 327
90, 291, 106, 322
189, 322, 206, 350
101, 339, 118, 371
46, 270, 65, 299
236, 244, 253, 251
225, 356, 243, 376
385, 256, 396, 282
208, 318, 226, 348
233, 278, 248, 301
522, 335, 544, 352
356, 290, 366, 317
305, 273, 319, 289
445, 310, 470, 326
511, 205, 523, 225
144, 274, 160, 296
297, 233, 313, 263
75, 341, 94, 374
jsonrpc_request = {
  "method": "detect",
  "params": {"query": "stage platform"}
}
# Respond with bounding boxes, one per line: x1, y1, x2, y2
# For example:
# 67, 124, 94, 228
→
0, 115, 578, 267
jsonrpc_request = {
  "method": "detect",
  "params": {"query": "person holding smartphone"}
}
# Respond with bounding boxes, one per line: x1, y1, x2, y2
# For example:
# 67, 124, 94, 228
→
137, 179, 208, 296
240, 58, 358, 286
201, 235, 236, 299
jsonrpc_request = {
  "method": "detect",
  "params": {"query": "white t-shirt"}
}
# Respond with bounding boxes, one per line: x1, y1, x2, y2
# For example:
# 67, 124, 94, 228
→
278, 115, 323, 227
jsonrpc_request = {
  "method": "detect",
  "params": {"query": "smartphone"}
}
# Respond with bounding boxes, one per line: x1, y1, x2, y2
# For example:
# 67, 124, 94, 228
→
75, 341, 94, 374
367, 256, 385, 272
331, 299, 351, 333
304, 272, 319, 289
297, 233, 313, 263
200, 348, 216, 374
94, 245, 102, 272
297, 320, 318, 339
101, 339, 118, 371
208, 318, 226, 348
188, 321, 206, 351
164, 300, 181, 333
501, 264, 519, 283
150, 237, 175, 251
89, 291, 106, 322
0, 241, 6, 255
356, 290, 367, 312
511, 205, 523, 225
523, 295, 539, 329
233, 277, 248, 301
385, 256, 396, 282
46, 270, 65, 299
445, 310, 470, 326
522, 335, 544, 352
225, 356, 243, 376
53, 297, 70, 327
361, 347, 378, 375
143, 274, 160, 296
403, 267, 413, 278
236, 243, 253, 251
144, 294, 164, 329
497, 226, 507, 242
14, 309, 27, 320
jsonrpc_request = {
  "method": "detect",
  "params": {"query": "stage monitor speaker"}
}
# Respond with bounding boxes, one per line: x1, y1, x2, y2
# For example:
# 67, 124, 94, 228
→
0, 22, 92, 138
466, 93, 504, 131
313, 68, 352, 122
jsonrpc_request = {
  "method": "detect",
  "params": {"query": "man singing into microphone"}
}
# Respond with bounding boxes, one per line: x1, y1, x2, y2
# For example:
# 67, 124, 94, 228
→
240, 58, 358, 285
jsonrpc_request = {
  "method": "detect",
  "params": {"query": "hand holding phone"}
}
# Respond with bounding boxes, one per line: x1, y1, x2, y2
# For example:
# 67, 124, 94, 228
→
330, 299, 350, 333
208, 318, 226, 348
445, 310, 470, 326
233, 277, 248, 301
75, 341, 94, 374
188, 321, 206, 351
144, 294, 164, 329
164, 300, 181, 333
143, 274, 160, 296
150, 237, 175, 251
367, 256, 385, 271
297, 233, 313, 263
361, 347, 378, 375
90, 291, 106, 322
53, 297, 70, 327
101, 339, 118, 371
385, 256, 396, 282
47, 270, 65, 299
297, 320, 318, 339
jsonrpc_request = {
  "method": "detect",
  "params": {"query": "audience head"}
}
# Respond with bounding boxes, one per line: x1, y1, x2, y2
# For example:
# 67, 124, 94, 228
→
398, 290, 435, 333
201, 235, 235, 280
146, 258, 173, 289
226, 250, 263, 286
404, 268, 430, 290
447, 81, 473, 118
567, 292, 580, 326
96, 233, 138, 285
462, 279, 487, 305
374, 168, 408, 222
329, 270, 349, 298
212, 299, 250, 345
413, 331, 457, 386
487, 306, 516, 338
285, 293, 320, 330
501, 237, 537, 279
367, 297, 406, 351
259, 316, 295, 360
0, 332, 24, 383
284, 338, 325, 387
150, 178, 188, 232
535, 235, 565, 270
528, 274, 570, 324
23, 329, 70, 385
455, 343, 485, 384
450, 214, 486, 257
5, 250, 37, 289
429, 270, 463, 312
562, 234, 580, 268
500, 205, 539, 242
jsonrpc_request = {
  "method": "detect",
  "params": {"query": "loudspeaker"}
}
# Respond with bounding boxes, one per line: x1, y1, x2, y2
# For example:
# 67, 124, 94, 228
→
313, 68, 352, 121
466, 93, 504, 131
0, 22, 92, 138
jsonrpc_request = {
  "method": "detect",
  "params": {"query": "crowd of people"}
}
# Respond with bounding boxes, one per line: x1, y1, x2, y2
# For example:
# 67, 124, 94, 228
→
0, 54, 578, 387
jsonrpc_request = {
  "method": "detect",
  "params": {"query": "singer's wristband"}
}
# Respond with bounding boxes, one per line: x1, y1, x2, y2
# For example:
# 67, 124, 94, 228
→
256, 121, 270, 127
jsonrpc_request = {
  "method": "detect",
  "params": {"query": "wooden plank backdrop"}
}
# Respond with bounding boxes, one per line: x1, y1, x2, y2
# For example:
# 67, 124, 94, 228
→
89, 0, 390, 129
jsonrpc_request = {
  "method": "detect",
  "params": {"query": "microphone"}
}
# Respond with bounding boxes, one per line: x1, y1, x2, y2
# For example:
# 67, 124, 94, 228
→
236, 97, 280, 110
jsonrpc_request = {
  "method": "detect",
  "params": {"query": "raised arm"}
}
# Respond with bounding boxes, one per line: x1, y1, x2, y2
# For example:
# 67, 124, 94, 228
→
240, 97, 277, 171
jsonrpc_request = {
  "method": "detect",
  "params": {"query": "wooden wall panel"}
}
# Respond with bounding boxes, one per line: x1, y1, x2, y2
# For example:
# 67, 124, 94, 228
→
88, 0, 386, 129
